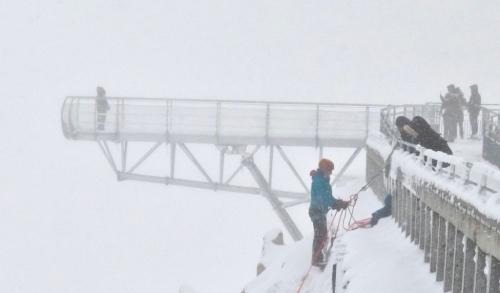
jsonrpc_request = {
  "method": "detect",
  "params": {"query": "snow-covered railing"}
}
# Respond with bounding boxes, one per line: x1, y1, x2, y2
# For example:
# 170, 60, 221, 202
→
380, 104, 442, 138
379, 102, 500, 194
366, 131, 500, 293
482, 105, 500, 169
395, 140, 499, 194
61, 96, 385, 147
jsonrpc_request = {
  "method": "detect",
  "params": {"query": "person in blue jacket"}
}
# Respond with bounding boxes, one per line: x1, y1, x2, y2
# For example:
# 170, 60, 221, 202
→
309, 158, 349, 266
370, 194, 392, 226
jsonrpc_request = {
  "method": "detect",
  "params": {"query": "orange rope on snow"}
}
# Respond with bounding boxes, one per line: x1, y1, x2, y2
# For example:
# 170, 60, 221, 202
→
296, 209, 341, 293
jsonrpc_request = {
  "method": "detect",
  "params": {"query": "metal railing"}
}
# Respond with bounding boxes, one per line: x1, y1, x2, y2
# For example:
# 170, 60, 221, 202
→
366, 138, 500, 293
482, 105, 500, 169
61, 96, 386, 147
379, 104, 499, 194
369, 104, 500, 292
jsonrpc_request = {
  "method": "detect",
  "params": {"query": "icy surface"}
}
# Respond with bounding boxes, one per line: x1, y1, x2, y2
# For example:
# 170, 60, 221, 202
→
244, 180, 443, 293
3, 1, 500, 292
367, 131, 500, 222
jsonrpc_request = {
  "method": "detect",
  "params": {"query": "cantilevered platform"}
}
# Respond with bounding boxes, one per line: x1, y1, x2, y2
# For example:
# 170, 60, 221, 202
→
61, 97, 384, 147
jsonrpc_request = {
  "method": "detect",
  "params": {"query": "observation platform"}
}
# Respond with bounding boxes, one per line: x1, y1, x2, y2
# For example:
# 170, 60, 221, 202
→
61, 97, 385, 148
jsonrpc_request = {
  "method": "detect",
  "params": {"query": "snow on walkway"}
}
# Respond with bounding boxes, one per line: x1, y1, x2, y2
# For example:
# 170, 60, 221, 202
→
243, 179, 443, 293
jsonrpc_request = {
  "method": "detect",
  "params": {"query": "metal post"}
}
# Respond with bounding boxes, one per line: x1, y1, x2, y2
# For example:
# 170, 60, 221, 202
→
241, 155, 303, 241
216, 102, 221, 145
365, 105, 370, 137
452, 230, 464, 293
115, 98, 120, 138
414, 198, 421, 245
269, 146, 274, 188
488, 256, 500, 293
266, 103, 270, 145
410, 194, 417, 242
430, 211, 439, 272
436, 217, 446, 281
424, 207, 431, 263
219, 149, 224, 184
170, 143, 176, 178
392, 184, 399, 224
399, 181, 404, 229
444, 223, 456, 291
406, 188, 411, 238
474, 248, 487, 293
418, 201, 425, 249
315, 105, 320, 147
121, 142, 128, 173
462, 238, 476, 293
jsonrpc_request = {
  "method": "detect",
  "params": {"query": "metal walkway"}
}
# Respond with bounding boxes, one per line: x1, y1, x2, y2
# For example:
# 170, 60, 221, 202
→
61, 97, 383, 147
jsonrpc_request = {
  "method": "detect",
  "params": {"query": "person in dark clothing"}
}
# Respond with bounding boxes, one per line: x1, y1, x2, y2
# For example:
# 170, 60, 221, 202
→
395, 116, 417, 153
411, 116, 453, 167
370, 194, 392, 226
96, 86, 110, 131
468, 85, 482, 139
456, 87, 467, 139
440, 84, 460, 142
309, 158, 349, 267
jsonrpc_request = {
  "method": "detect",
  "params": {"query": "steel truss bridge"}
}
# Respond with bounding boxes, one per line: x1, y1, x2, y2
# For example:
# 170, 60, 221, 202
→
61, 97, 397, 241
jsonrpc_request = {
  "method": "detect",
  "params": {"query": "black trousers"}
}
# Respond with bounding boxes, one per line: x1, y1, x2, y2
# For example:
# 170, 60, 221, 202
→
97, 112, 107, 130
309, 210, 327, 264
470, 113, 479, 135
443, 116, 457, 140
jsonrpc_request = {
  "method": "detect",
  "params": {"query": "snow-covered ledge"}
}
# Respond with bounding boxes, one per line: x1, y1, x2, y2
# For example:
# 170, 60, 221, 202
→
366, 129, 500, 262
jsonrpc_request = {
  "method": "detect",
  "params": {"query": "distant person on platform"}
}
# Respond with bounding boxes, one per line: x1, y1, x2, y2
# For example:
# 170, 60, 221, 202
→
440, 84, 460, 142
96, 86, 110, 131
455, 87, 467, 139
468, 85, 482, 139
309, 159, 349, 267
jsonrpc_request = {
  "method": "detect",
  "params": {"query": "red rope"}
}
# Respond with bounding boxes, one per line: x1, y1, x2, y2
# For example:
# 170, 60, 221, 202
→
296, 210, 340, 293
296, 194, 366, 293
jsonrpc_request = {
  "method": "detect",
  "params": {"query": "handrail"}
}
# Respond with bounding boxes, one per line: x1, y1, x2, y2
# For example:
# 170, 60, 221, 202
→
61, 96, 386, 147
379, 104, 499, 195
394, 139, 498, 194
65, 96, 388, 107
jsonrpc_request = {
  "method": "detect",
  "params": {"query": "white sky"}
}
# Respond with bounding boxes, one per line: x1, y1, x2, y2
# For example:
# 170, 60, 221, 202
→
1, 1, 499, 292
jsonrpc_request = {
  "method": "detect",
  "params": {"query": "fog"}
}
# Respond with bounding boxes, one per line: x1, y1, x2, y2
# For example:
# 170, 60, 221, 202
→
1, 1, 499, 292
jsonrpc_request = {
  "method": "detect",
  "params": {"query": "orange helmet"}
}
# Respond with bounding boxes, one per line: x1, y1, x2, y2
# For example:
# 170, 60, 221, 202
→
319, 158, 334, 172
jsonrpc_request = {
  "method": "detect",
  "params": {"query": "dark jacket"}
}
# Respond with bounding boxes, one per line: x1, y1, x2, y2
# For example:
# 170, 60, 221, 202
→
468, 85, 482, 115
395, 116, 416, 153
309, 169, 337, 222
96, 97, 110, 113
441, 93, 461, 120
411, 116, 453, 167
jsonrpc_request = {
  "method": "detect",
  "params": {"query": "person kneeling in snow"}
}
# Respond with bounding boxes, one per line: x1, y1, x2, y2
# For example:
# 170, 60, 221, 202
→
370, 194, 392, 226
309, 159, 349, 266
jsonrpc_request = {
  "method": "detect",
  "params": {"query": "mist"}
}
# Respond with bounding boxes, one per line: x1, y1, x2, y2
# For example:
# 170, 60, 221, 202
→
1, 1, 499, 292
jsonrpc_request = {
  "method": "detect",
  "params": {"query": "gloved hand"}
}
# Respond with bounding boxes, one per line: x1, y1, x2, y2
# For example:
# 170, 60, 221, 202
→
332, 200, 350, 211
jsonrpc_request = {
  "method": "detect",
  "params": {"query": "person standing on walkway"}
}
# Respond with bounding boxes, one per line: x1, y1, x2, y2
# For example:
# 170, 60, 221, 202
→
440, 84, 459, 142
468, 84, 482, 139
309, 159, 349, 267
96, 86, 110, 131
455, 87, 467, 139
